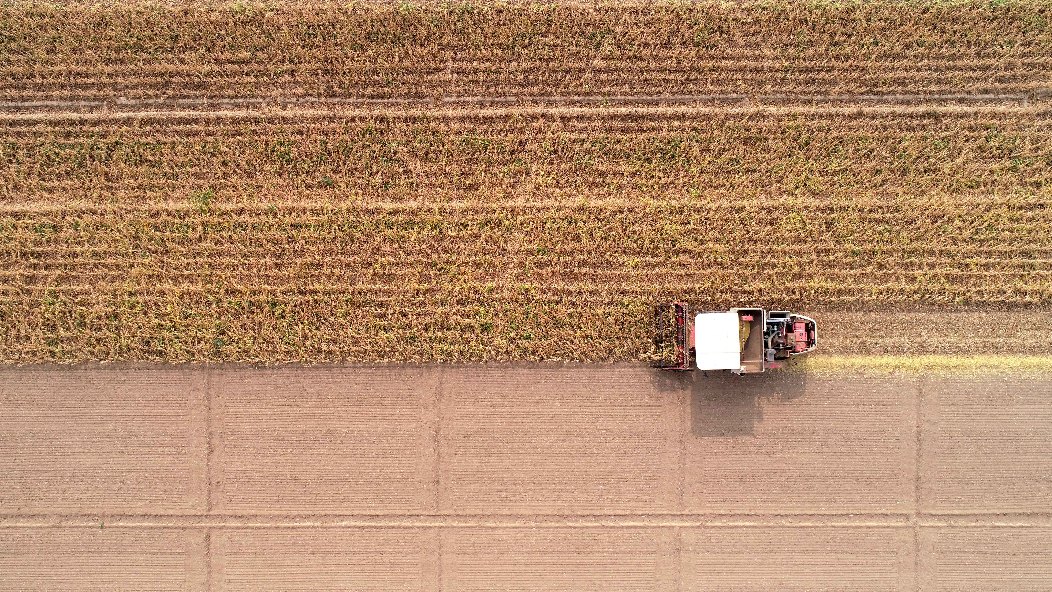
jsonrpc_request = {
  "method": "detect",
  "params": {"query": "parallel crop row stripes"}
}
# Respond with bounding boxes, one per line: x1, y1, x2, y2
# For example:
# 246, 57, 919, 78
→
2, 199, 1050, 361
2, 106, 1049, 207
2, 1, 1050, 362
2, 2, 1050, 105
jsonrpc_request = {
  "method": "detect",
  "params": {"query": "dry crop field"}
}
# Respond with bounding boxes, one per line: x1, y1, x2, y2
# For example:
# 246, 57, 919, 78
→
1, 1, 1050, 363
2, 2, 1050, 102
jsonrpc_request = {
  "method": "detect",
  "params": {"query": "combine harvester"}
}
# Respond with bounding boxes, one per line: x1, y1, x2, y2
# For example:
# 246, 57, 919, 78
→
655, 303, 817, 373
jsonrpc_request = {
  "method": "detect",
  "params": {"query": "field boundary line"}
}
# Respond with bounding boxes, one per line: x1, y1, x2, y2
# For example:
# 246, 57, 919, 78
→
914, 377, 924, 592
205, 367, 215, 514
433, 368, 445, 514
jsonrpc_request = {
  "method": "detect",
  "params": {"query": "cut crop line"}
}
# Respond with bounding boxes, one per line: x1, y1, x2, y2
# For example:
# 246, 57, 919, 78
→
0, 95, 1042, 122
0, 512, 1049, 529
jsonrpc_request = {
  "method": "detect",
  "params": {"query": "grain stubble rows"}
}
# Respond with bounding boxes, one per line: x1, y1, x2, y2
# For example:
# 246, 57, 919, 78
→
3, 2, 1050, 105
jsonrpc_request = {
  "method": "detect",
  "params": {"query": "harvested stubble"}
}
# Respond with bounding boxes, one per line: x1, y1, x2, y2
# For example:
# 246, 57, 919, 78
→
2, 105, 1050, 362
1, 1, 1050, 106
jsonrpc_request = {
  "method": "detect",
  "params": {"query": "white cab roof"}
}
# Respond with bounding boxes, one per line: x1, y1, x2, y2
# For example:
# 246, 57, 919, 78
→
694, 312, 741, 371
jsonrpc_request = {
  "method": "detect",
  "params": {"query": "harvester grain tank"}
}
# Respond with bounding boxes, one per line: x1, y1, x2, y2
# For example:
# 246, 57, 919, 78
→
655, 303, 817, 373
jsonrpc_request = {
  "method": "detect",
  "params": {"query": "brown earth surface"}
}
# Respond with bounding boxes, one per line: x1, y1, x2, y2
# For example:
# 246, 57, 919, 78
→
1, 365, 1050, 591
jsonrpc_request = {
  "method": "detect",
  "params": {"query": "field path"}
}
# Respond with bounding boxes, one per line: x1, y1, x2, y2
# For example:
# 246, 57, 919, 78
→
1, 365, 1049, 591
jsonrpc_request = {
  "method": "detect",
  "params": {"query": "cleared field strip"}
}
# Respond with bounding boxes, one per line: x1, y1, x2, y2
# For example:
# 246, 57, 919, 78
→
441, 367, 680, 513
0, 369, 208, 514
807, 312, 1052, 358
0, 528, 208, 592
1, 366, 1051, 590
2, 3, 1049, 106
2, 104, 1050, 362
5, 367, 1051, 517
3, 525, 1049, 592
682, 376, 914, 514
918, 527, 1052, 592
442, 528, 679, 592
213, 368, 439, 514
681, 526, 916, 592
213, 528, 438, 592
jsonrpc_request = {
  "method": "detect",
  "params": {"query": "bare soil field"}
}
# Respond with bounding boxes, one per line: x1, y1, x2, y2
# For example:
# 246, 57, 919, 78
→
1, 365, 1050, 591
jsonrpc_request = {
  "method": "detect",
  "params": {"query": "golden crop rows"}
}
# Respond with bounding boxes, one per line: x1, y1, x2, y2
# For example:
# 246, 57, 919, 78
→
2, 196, 1050, 361
3, 1, 1051, 362
2, 2, 1050, 104
4, 106, 1049, 206
3, 106, 1051, 362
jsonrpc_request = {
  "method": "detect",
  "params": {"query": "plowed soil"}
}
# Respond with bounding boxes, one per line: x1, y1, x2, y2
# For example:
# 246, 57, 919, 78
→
1, 366, 1050, 591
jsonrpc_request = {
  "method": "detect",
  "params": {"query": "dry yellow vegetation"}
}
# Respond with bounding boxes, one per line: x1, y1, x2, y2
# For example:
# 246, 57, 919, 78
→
1, 1, 1050, 362
2, 1, 1050, 104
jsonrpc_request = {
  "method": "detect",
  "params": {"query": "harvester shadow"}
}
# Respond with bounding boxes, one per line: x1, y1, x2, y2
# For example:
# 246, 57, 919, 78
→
688, 372, 808, 437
